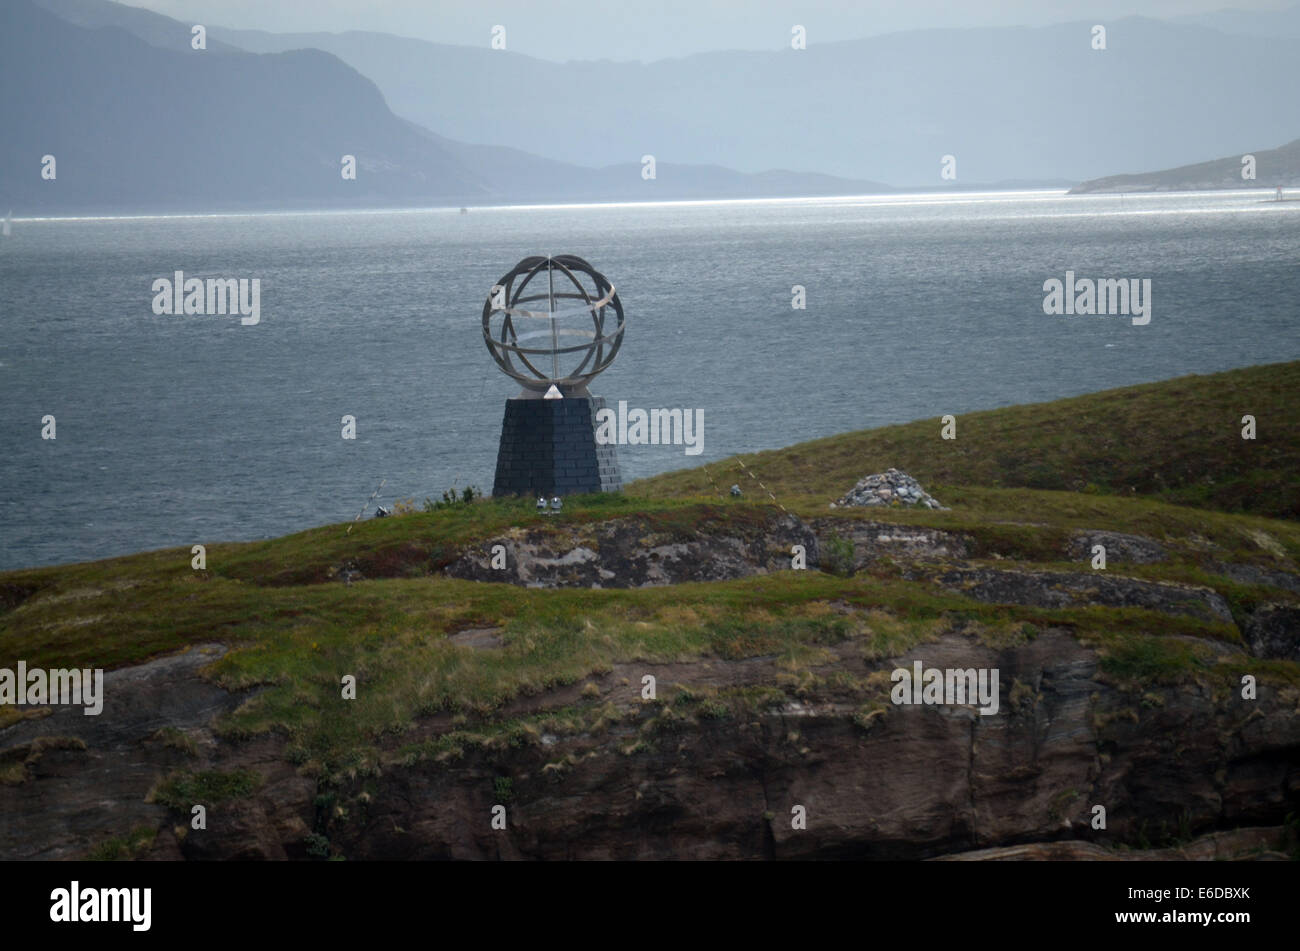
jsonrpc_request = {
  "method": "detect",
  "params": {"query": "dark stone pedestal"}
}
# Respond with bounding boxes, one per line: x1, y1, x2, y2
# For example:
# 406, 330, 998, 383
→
492, 396, 622, 497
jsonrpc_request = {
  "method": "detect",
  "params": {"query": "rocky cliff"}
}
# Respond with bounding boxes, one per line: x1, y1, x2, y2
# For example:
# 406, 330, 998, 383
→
2, 507, 1297, 861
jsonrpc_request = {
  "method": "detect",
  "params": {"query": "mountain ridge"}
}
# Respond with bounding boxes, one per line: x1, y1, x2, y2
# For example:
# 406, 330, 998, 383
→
1069, 138, 1300, 194
6, 0, 890, 214
202, 15, 1300, 185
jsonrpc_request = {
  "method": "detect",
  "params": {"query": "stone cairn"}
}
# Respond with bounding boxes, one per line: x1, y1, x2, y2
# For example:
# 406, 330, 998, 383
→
829, 468, 948, 510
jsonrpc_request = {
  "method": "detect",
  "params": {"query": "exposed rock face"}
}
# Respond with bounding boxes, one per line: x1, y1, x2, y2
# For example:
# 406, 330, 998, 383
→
0, 645, 305, 861
810, 518, 972, 571
921, 567, 1234, 625
5, 625, 1296, 861
440, 512, 972, 588
320, 630, 1300, 859
0, 646, 238, 758
1243, 603, 1300, 661
1068, 531, 1167, 565
934, 826, 1293, 861
1215, 563, 1300, 595
445, 512, 818, 588
5, 507, 1296, 861
830, 469, 947, 510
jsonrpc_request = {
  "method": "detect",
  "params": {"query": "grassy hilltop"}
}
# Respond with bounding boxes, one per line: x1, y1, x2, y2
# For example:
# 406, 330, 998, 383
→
636, 359, 1299, 519
1, 361, 1298, 860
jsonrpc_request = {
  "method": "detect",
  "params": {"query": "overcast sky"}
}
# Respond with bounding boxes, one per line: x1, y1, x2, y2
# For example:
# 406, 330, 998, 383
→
128, 0, 1290, 61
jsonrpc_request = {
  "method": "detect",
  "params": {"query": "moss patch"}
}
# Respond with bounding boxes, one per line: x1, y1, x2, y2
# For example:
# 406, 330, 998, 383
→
151, 768, 262, 811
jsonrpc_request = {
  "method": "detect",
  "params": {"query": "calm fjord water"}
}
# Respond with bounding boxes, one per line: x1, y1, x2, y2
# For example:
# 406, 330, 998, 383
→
1, 189, 1297, 570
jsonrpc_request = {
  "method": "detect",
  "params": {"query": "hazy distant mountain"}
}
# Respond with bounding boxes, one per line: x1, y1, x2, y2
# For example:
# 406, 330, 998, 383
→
1172, 3, 1300, 40
2, 0, 888, 215
203, 17, 1300, 187
417, 127, 892, 201
33, 0, 243, 52
1, 0, 487, 212
1069, 138, 1300, 194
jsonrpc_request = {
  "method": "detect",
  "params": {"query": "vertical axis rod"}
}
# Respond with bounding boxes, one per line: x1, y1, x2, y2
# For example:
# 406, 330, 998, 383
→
548, 256, 559, 380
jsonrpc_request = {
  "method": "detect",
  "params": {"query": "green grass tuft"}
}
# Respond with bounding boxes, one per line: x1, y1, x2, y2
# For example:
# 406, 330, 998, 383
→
151, 768, 262, 811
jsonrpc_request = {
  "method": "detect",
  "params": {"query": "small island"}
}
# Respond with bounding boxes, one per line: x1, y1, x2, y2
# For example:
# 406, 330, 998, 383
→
1070, 138, 1300, 194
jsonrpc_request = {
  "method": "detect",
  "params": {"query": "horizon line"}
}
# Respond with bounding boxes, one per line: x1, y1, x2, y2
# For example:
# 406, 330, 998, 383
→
9, 186, 1299, 223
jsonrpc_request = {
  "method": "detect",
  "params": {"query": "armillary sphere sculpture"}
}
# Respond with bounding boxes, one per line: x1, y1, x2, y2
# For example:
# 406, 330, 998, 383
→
485, 255, 625, 498
482, 254, 625, 397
